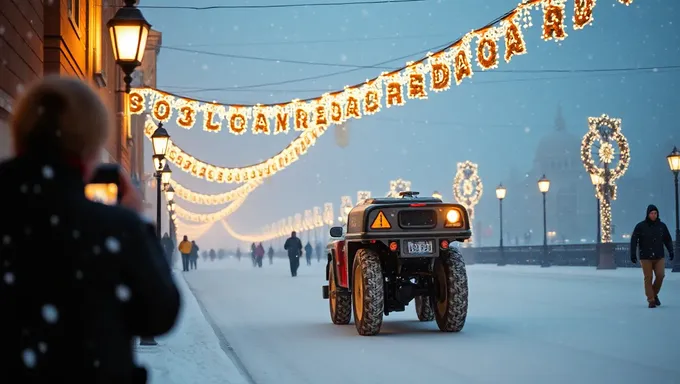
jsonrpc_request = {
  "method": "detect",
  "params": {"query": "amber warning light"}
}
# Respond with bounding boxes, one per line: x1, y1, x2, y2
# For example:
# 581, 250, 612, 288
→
389, 241, 398, 251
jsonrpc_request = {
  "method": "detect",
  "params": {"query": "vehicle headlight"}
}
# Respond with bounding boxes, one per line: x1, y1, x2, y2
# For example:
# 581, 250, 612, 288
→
445, 209, 462, 227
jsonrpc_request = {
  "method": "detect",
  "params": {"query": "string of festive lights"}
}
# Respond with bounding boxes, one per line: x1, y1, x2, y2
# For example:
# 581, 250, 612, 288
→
173, 195, 250, 223
143, 116, 326, 184
128, 0, 626, 137
168, 177, 261, 205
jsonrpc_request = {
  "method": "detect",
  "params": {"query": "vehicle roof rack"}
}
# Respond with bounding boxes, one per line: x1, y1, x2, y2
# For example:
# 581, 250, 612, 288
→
399, 191, 420, 198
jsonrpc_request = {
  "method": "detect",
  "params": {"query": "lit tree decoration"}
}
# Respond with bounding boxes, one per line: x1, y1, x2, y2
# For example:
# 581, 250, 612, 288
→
286, 216, 294, 234
278, 219, 286, 237
294, 213, 303, 233
313, 206, 323, 228
387, 178, 411, 197
357, 190, 372, 204
323, 203, 334, 226
581, 114, 630, 243
452, 161, 483, 219
339, 196, 354, 224
303, 209, 314, 231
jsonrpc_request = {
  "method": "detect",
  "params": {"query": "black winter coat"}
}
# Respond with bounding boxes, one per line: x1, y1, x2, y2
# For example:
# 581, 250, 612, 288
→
0, 154, 181, 384
284, 237, 303, 258
630, 205, 674, 260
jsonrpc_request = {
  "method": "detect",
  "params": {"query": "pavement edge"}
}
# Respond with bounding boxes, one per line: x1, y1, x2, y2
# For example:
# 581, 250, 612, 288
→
180, 273, 258, 384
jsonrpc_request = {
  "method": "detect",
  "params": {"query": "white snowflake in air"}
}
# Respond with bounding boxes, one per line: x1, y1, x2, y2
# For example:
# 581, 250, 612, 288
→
116, 284, 131, 302
22, 349, 37, 368
41, 304, 59, 324
104, 237, 121, 253
42, 166, 54, 179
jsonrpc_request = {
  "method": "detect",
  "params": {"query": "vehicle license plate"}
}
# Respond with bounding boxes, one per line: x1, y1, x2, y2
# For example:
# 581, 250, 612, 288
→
406, 240, 433, 254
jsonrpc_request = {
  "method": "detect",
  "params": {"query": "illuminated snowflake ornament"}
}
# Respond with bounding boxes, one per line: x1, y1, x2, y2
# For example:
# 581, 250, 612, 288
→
581, 114, 630, 243
387, 178, 412, 197
452, 161, 483, 219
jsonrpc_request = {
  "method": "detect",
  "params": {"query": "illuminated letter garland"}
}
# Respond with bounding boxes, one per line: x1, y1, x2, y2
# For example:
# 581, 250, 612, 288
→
323, 203, 335, 226
580, 114, 630, 243
168, 178, 262, 205
387, 179, 411, 197
144, 116, 326, 184
357, 191, 372, 204
128, 1, 632, 136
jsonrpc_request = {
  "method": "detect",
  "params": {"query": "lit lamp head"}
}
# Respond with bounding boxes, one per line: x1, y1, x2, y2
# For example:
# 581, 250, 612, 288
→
537, 174, 550, 194
589, 172, 603, 186
668, 146, 680, 174
495, 184, 507, 200
160, 164, 172, 185
107, 0, 151, 93
432, 191, 443, 200
171, 213, 177, 221
151, 123, 170, 158
167, 200, 176, 212
164, 184, 175, 201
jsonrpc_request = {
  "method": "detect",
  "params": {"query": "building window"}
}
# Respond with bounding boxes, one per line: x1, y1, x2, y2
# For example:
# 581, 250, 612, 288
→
68, 0, 81, 28
90, 0, 106, 87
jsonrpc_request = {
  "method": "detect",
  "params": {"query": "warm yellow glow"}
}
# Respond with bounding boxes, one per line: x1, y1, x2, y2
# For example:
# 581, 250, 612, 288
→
110, 24, 149, 63
495, 184, 506, 200
538, 175, 550, 193
152, 155, 165, 172
668, 146, 680, 172
432, 191, 443, 200
164, 185, 175, 201
151, 134, 169, 157
160, 165, 172, 184
446, 209, 461, 224
589, 172, 602, 185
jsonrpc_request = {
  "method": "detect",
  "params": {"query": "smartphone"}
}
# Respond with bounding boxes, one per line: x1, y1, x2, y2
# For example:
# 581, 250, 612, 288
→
85, 164, 122, 205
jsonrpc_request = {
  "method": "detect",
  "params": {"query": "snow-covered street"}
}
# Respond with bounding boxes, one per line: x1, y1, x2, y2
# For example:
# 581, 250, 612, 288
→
185, 258, 680, 384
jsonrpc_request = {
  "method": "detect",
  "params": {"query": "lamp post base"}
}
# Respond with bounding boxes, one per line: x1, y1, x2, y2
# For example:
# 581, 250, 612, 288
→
596, 243, 617, 270
139, 337, 157, 346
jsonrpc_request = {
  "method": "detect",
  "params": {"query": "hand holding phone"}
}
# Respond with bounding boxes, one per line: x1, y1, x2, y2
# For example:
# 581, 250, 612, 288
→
86, 164, 143, 214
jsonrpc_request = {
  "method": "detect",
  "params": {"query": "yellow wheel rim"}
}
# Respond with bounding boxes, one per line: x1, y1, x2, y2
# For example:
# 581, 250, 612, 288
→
353, 263, 364, 320
330, 268, 337, 314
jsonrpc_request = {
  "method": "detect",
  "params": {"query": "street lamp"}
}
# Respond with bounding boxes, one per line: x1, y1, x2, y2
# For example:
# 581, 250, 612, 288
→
537, 174, 550, 267
668, 146, 680, 272
144, 122, 170, 347
589, 173, 603, 245
495, 184, 507, 266
167, 200, 176, 212
107, 0, 151, 93
164, 184, 175, 202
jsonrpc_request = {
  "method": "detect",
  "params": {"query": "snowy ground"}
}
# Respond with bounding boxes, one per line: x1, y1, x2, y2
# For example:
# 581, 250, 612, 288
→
185, 257, 680, 384
133, 270, 250, 384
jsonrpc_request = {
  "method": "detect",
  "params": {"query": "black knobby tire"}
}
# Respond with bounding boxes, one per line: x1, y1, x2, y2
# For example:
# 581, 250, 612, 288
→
352, 248, 384, 336
414, 295, 435, 322
329, 262, 352, 325
433, 248, 469, 332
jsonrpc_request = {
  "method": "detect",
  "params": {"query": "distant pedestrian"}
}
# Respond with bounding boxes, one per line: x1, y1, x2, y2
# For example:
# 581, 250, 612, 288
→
190, 240, 199, 270
304, 241, 313, 266
630, 204, 674, 308
315, 242, 323, 263
284, 231, 303, 277
178, 236, 193, 272
268, 245, 274, 265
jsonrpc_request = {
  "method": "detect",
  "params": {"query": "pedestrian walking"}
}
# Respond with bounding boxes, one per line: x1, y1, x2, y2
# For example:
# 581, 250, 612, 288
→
0, 75, 180, 383
630, 204, 675, 308
190, 240, 199, 270
178, 236, 193, 272
283, 231, 303, 277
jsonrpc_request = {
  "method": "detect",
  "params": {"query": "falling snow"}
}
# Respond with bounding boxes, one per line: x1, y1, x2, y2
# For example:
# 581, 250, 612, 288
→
42, 166, 54, 179
2, 235, 9, 245
115, 284, 132, 302
104, 237, 121, 253
3, 272, 15, 285
38, 342, 48, 354
41, 304, 59, 324
22, 349, 37, 368
49, 215, 59, 226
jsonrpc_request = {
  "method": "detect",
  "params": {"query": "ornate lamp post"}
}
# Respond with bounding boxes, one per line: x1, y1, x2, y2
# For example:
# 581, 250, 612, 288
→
107, 0, 151, 93
453, 161, 483, 246
537, 175, 551, 267
589, 173, 603, 245
668, 146, 680, 272
581, 114, 630, 269
495, 184, 507, 266
144, 123, 170, 346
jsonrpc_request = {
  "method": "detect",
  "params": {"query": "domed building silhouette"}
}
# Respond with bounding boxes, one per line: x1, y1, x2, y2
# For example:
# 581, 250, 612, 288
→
502, 106, 596, 244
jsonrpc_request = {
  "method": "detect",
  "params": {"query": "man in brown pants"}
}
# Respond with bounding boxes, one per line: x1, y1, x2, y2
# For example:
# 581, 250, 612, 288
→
630, 205, 675, 308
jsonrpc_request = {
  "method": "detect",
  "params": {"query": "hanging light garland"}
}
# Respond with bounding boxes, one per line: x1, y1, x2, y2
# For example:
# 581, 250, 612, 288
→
173, 195, 250, 223
143, 116, 327, 184
168, 178, 261, 205
339, 196, 354, 224
580, 114, 630, 243
128, 0, 627, 139
452, 161, 483, 219
357, 190, 372, 204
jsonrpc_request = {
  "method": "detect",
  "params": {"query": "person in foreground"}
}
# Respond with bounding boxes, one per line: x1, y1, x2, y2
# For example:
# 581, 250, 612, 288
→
630, 204, 674, 308
284, 231, 303, 277
0, 76, 181, 383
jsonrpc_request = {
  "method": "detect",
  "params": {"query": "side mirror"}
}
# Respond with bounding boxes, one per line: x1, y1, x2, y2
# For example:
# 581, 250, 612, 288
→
329, 226, 343, 238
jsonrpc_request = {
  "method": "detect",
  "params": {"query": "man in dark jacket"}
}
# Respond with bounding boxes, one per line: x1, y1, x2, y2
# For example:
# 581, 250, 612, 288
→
284, 231, 303, 277
630, 204, 675, 308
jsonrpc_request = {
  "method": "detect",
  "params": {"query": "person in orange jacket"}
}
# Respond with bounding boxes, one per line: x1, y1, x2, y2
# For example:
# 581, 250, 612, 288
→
178, 236, 193, 272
